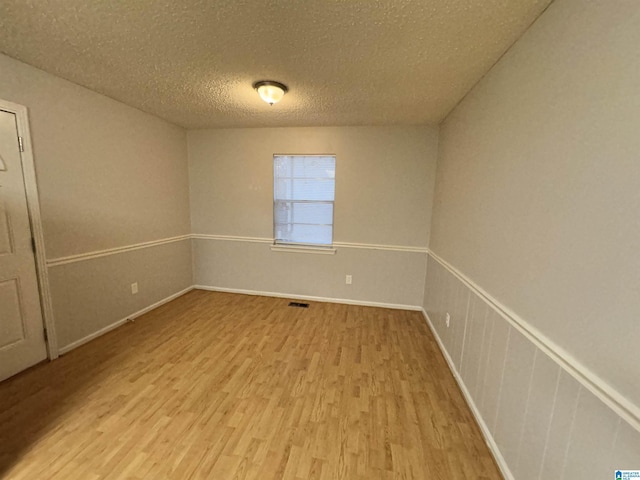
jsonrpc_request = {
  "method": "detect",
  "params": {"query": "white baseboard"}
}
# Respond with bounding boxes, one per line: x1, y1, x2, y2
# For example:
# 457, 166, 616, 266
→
58, 284, 419, 356
58, 286, 194, 355
58, 317, 132, 356
193, 285, 423, 311
421, 308, 514, 480
128, 286, 194, 320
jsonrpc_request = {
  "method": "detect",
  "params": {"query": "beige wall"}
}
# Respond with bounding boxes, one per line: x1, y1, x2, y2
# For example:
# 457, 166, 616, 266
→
189, 126, 437, 246
0, 53, 193, 349
189, 126, 437, 306
0, 54, 191, 259
426, 0, 640, 476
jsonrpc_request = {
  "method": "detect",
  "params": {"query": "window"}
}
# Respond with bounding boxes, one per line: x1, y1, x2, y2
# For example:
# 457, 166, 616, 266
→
273, 155, 336, 246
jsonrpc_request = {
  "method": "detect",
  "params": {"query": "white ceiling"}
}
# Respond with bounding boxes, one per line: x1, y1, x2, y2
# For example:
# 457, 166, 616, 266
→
0, 0, 551, 129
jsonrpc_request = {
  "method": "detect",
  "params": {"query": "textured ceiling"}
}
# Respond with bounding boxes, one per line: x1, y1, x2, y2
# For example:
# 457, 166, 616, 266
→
0, 0, 551, 129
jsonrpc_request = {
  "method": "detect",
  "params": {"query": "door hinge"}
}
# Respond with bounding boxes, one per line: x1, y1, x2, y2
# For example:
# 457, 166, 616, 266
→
18, 136, 24, 152
31, 236, 36, 253
43, 328, 48, 342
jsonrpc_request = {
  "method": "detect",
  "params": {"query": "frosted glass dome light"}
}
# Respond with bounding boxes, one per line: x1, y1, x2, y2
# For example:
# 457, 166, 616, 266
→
253, 81, 288, 105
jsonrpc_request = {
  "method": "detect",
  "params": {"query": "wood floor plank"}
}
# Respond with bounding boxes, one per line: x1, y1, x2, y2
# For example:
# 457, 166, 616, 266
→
0, 290, 502, 479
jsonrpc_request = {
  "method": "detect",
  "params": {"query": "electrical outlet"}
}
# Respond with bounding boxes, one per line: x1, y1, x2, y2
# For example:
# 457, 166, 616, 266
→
445, 313, 451, 328
131, 282, 138, 295
345, 274, 352, 285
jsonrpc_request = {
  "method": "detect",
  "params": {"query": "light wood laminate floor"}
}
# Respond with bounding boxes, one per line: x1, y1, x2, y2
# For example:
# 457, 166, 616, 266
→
0, 290, 502, 479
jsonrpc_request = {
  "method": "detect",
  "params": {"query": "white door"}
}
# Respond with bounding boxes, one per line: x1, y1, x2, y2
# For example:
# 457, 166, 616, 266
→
0, 108, 47, 381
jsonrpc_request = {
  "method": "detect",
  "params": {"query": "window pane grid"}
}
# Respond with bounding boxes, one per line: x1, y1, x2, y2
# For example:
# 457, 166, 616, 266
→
273, 155, 336, 246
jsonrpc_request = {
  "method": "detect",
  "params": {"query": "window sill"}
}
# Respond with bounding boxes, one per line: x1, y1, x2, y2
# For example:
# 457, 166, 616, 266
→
270, 244, 336, 255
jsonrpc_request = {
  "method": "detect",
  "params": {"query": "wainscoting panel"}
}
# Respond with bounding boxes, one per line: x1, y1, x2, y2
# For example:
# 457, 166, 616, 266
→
423, 254, 640, 479
193, 237, 427, 308
515, 348, 560, 479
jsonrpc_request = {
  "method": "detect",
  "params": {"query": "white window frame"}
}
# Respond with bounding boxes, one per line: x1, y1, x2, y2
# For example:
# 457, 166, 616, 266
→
272, 154, 336, 254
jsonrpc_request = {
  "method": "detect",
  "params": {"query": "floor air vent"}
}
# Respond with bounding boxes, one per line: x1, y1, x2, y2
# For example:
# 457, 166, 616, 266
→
288, 302, 309, 308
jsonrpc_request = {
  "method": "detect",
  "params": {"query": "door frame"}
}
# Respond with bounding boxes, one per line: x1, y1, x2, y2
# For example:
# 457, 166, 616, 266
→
0, 98, 58, 360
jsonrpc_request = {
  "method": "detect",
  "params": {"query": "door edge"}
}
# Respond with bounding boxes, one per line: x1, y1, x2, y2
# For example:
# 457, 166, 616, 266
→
0, 98, 58, 360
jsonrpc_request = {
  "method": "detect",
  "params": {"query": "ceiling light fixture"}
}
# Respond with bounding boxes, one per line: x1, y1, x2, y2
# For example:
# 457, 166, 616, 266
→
253, 80, 288, 105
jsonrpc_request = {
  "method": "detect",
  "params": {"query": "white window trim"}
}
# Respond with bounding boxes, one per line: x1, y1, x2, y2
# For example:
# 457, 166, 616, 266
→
273, 154, 336, 248
270, 243, 336, 255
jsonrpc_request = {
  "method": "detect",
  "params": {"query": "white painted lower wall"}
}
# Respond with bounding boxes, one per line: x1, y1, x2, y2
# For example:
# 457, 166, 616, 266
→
192, 236, 427, 309
44, 234, 426, 355
423, 253, 640, 479
48, 238, 193, 351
